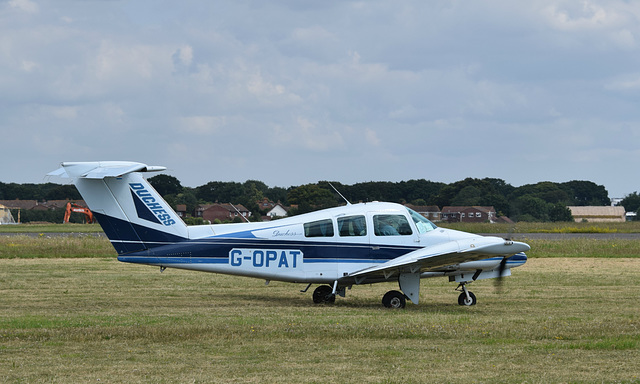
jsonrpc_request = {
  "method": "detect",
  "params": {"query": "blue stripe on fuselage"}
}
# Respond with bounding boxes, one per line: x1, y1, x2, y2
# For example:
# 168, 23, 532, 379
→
117, 237, 418, 265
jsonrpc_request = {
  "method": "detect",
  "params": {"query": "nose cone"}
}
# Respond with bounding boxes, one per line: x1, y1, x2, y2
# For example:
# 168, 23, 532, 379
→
507, 240, 530, 253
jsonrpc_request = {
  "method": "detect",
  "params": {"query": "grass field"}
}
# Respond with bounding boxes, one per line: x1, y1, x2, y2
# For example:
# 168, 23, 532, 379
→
0, 223, 103, 233
1, 234, 639, 383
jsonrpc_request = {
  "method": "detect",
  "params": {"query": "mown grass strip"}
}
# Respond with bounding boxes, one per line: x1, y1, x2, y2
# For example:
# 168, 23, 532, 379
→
525, 238, 640, 258
0, 235, 115, 258
0, 223, 103, 233
441, 221, 640, 234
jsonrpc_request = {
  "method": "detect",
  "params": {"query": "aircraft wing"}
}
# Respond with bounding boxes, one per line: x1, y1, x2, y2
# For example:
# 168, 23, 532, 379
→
342, 236, 530, 284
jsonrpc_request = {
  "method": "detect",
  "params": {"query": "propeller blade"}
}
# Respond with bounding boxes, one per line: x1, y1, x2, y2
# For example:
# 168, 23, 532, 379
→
494, 256, 508, 291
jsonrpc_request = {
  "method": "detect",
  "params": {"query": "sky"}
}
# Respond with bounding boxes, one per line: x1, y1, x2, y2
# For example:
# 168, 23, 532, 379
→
2, 0, 640, 198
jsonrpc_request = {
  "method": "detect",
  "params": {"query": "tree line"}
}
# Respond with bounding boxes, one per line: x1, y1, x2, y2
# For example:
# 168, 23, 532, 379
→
145, 175, 614, 222
0, 176, 625, 223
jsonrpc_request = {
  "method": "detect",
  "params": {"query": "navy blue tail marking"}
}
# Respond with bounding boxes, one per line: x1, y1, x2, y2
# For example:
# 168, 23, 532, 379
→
130, 188, 163, 225
93, 212, 187, 254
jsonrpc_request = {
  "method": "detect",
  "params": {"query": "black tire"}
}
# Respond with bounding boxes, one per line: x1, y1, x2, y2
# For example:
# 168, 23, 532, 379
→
382, 290, 406, 309
312, 285, 335, 304
457, 291, 477, 306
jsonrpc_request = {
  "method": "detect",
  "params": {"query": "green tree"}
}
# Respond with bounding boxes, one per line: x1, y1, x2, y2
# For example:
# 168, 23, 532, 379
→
266, 186, 288, 205
561, 180, 610, 206
548, 203, 573, 222
512, 195, 549, 221
619, 192, 640, 217
195, 181, 244, 203
287, 184, 338, 214
148, 174, 183, 196
451, 186, 482, 206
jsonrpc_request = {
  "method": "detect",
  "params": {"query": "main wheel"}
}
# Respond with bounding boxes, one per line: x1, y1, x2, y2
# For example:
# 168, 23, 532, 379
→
312, 285, 335, 304
382, 290, 406, 309
458, 291, 477, 306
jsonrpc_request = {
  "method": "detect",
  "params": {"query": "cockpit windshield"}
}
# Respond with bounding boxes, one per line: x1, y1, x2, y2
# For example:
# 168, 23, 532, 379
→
406, 208, 437, 234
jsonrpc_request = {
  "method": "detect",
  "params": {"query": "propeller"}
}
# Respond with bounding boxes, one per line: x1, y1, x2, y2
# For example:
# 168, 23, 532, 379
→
495, 222, 515, 291
494, 256, 508, 292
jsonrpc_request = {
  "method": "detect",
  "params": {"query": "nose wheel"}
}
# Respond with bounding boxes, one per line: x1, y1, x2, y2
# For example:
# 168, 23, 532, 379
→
456, 283, 477, 306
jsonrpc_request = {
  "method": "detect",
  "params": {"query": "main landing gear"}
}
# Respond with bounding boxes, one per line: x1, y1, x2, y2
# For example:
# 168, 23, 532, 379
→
456, 282, 477, 306
312, 285, 336, 304
381, 290, 406, 309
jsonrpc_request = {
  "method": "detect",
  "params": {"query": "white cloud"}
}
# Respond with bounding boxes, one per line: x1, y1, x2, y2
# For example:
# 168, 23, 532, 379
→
177, 116, 227, 135
365, 128, 381, 147
21, 60, 37, 72
49, 106, 78, 120
92, 40, 166, 81
9, 0, 38, 13
604, 73, 640, 91
543, 2, 613, 31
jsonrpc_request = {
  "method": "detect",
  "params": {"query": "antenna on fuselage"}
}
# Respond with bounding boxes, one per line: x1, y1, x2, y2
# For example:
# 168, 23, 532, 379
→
328, 182, 351, 206
229, 203, 251, 223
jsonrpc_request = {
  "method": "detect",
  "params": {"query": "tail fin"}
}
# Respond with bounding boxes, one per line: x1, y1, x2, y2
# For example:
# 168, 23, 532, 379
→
49, 161, 188, 254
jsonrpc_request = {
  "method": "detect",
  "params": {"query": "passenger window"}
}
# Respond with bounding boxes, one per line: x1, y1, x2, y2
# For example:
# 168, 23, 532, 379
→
337, 216, 367, 237
374, 214, 413, 236
304, 219, 334, 237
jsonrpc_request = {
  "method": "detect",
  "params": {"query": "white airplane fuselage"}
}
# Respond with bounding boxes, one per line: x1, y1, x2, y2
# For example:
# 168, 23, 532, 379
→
49, 161, 528, 307
117, 204, 524, 284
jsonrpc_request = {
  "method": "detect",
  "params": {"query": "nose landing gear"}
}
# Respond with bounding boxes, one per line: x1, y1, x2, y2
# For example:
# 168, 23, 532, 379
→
456, 283, 477, 306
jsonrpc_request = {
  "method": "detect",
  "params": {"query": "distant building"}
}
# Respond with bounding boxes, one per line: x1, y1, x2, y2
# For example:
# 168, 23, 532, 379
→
441, 206, 497, 223
257, 198, 276, 211
0, 199, 39, 210
196, 203, 251, 223
175, 204, 187, 218
568, 206, 626, 223
266, 203, 288, 218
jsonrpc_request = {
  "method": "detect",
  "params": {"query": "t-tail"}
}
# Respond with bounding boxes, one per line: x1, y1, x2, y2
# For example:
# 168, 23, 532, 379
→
48, 161, 188, 254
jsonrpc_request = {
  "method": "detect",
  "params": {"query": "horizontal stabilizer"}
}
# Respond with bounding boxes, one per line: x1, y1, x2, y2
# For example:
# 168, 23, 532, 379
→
48, 161, 166, 180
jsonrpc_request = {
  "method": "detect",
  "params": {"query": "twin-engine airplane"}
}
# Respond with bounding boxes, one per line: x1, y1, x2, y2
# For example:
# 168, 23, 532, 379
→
49, 161, 530, 308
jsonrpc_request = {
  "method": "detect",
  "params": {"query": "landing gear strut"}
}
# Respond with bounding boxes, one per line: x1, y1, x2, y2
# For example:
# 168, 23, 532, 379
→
456, 283, 477, 306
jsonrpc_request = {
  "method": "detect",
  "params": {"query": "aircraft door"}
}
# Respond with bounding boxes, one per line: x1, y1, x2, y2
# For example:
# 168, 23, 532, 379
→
335, 214, 371, 266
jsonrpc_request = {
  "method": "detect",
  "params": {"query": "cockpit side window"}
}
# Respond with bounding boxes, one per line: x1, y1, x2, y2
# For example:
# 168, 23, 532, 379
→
406, 208, 437, 234
304, 219, 334, 237
337, 215, 367, 237
373, 214, 413, 236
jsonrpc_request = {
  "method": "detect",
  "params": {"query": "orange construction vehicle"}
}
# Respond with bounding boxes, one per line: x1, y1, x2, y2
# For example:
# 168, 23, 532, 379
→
64, 202, 95, 224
